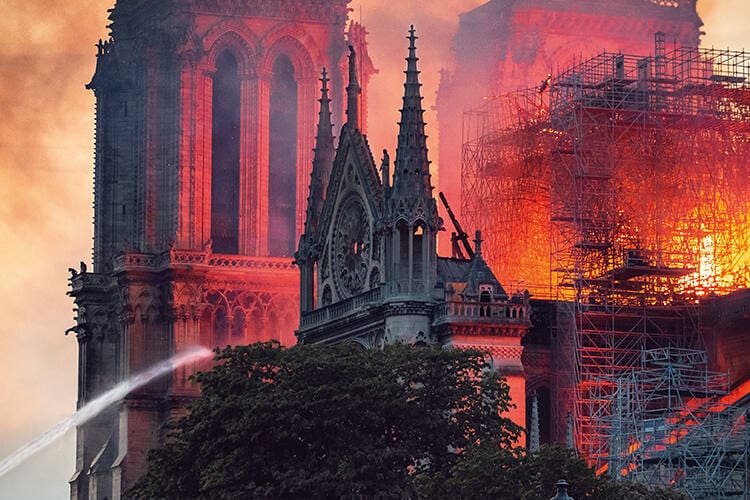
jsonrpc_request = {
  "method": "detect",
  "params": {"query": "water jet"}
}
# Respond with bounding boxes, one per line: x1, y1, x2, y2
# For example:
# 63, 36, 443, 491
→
0, 346, 212, 478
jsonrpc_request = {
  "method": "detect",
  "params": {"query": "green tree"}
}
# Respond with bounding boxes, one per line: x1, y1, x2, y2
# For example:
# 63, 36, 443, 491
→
129, 342, 522, 499
429, 442, 688, 500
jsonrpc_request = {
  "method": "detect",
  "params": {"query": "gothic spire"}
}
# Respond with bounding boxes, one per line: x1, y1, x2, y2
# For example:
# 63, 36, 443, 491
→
530, 392, 541, 452
304, 68, 335, 235
346, 45, 360, 129
392, 25, 432, 202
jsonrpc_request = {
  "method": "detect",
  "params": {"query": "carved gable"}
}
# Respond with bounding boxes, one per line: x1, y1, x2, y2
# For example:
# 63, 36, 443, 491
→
315, 127, 383, 306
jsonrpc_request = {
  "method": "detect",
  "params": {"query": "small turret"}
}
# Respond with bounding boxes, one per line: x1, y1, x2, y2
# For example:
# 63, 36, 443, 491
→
383, 26, 440, 298
462, 230, 507, 300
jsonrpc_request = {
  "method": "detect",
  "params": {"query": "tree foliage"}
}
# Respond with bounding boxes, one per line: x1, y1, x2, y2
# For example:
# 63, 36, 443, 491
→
428, 442, 688, 500
130, 342, 687, 499
129, 342, 522, 499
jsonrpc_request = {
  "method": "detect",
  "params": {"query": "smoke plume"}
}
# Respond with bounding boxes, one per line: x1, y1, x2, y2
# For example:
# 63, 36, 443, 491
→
0, 1, 107, 497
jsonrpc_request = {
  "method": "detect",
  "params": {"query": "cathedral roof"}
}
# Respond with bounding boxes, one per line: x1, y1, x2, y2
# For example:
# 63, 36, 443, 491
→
460, 0, 701, 23
462, 252, 508, 300
436, 233, 508, 300
437, 258, 473, 285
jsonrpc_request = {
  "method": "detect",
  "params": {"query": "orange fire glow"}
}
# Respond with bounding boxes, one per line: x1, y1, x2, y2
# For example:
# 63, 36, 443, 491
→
466, 52, 750, 303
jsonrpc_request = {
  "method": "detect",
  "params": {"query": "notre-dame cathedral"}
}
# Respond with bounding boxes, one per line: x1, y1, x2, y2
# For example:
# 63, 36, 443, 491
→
66, 1, 750, 499
67, 1, 534, 498
67, 1, 375, 497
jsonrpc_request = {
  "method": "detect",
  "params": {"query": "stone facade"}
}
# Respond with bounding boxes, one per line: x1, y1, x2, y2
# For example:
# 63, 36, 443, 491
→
67, 1, 373, 498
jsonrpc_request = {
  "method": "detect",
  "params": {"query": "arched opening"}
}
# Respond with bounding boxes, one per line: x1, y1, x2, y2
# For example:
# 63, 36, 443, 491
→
398, 222, 410, 291
268, 55, 298, 256
479, 291, 491, 317
412, 223, 424, 285
211, 51, 241, 254
398, 223, 410, 264
213, 307, 229, 348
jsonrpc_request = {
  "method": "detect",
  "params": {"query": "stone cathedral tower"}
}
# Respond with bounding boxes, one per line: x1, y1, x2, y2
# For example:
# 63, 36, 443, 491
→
66, 1, 373, 498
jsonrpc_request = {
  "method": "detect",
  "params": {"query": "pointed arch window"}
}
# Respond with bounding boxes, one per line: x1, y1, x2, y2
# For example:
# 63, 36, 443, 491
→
213, 307, 229, 347
268, 55, 298, 256
395, 221, 427, 294
211, 51, 241, 254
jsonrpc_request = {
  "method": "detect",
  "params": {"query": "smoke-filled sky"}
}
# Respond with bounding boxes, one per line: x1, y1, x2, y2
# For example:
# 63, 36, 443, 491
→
0, 1, 747, 498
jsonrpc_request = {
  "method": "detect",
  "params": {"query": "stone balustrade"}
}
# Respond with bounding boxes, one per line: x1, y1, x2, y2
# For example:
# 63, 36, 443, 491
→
433, 300, 530, 324
300, 287, 383, 330
112, 250, 295, 273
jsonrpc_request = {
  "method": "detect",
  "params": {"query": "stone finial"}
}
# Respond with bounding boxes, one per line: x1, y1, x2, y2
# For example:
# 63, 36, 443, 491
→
346, 45, 360, 129
303, 67, 335, 237
381, 149, 390, 189
474, 230, 483, 256
392, 25, 433, 203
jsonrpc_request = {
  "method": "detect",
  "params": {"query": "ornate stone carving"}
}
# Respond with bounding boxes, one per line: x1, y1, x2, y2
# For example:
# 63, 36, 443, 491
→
368, 267, 380, 290
332, 194, 371, 299
322, 284, 332, 306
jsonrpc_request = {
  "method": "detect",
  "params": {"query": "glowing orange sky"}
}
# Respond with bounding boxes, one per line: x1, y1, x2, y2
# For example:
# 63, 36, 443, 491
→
0, 1, 746, 497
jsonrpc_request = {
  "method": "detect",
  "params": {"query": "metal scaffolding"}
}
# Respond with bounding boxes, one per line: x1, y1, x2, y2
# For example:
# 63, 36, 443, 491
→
461, 88, 552, 298
605, 348, 750, 499
461, 35, 750, 460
